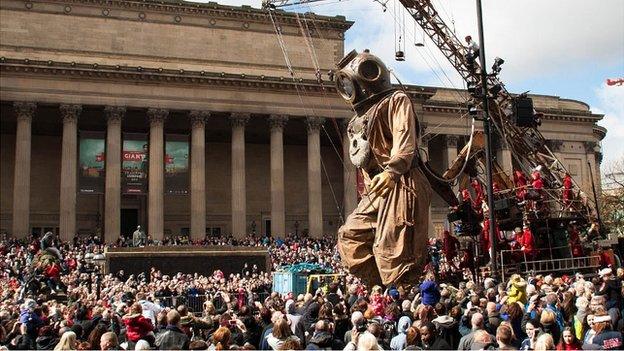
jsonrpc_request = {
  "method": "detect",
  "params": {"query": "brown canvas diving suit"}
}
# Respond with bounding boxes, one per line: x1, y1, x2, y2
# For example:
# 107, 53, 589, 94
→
338, 90, 431, 286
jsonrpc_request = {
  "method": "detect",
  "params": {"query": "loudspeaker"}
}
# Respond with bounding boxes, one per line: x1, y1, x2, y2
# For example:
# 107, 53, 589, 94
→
513, 97, 535, 127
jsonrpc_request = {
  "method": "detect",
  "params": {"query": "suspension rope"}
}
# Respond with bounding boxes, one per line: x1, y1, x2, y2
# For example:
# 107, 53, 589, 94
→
268, 8, 348, 219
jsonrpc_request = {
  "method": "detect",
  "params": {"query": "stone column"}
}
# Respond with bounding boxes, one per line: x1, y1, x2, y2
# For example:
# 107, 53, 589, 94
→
11, 102, 36, 238
104, 106, 125, 243
444, 135, 459, 194
147, 108, 168, 241
422, 134, 435, 238
190, 111, 209, 241
59, 104, 81, 242
500, 144, 513, 176
269, 115, 288, 237
230, 113, 250, 238
307, 117, 324, 238
342, 119, 358, 220
584, 141, 600, 204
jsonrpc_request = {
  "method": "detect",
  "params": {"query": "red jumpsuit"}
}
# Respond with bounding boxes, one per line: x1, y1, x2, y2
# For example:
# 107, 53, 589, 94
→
531, 171, 544, 192
471, 179, 484, 210
563, 174, 573, 206
520, 227, 535, 257
514, 170, 527, 201
481, 219, 502, 254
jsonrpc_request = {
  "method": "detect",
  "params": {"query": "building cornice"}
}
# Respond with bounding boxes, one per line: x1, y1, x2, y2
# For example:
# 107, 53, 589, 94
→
2, 0, 353, 36
0, 57, 434, 101
423, 99, 603, 123
0, 58, 599, 124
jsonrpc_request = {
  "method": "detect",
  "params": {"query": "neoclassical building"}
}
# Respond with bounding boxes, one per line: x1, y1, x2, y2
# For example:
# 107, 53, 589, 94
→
0, 0, 606, 242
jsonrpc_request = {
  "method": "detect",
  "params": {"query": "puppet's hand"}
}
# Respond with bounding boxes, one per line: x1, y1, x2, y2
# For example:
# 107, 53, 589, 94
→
369, 171, 396, 198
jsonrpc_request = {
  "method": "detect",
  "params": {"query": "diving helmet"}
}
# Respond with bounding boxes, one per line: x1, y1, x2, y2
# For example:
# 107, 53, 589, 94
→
335, 49, 395, 114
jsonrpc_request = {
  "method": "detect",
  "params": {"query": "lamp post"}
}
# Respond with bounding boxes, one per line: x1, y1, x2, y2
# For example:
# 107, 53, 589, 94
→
475, 0, 499, 281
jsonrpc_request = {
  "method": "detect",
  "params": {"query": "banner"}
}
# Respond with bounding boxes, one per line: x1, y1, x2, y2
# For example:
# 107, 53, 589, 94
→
122, 134, 148, 194
79, 132, 106, 194
165, 135, 189, 195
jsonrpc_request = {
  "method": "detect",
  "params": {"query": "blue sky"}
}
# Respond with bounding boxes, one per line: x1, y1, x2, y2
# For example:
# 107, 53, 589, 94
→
197, 0, 624, 174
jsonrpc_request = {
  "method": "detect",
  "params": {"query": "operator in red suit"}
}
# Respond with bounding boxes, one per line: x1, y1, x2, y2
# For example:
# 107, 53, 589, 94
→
563, 173, 573, 207
513, 170, 528, 201
520, 224, 536, 259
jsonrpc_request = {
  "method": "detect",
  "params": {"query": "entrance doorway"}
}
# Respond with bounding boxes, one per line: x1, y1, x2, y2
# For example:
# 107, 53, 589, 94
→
264, 219, 271, 237
120, 209, 138, 238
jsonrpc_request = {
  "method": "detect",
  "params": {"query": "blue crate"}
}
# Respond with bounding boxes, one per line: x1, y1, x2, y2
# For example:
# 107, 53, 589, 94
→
272, 271, 308, 295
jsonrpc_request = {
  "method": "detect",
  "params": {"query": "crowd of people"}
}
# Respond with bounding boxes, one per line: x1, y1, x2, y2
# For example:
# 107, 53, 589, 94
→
0, 232, 622, 350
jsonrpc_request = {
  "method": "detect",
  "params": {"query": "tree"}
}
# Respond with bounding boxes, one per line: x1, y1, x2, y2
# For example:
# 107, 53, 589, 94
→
601, 158, 624, 236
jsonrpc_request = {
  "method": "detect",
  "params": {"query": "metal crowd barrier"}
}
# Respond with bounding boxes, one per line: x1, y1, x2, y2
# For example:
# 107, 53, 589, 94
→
153, 291, 272, 316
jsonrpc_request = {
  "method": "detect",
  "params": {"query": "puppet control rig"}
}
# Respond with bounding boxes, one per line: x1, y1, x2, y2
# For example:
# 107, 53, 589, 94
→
262, 0, 611, 278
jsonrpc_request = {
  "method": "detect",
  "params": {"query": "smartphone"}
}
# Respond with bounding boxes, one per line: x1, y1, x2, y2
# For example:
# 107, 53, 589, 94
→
229, 320, 237, 326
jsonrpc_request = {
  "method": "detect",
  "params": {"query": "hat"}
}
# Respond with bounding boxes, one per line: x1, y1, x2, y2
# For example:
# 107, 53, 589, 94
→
593, 315, 611, 323
598, 268, 612, 277
21, 299, 37, 312
389, 288, 400, 300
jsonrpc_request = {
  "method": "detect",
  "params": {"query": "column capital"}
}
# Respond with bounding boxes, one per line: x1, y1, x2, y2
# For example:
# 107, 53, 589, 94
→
104, 106, 126, 124
446, 134, 459, 148
306, 116, 325, 133
545, 139, 564, 152
147, 108, 168, 125
268, 114, 289, 131
13, 101, 37, 121
189, 110, 210, 128
230, 112, 250, 127
59, 104, 82, 123
583, 141, 597, 154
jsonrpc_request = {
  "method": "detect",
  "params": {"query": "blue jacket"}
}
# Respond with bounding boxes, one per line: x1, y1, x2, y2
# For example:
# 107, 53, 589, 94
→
420, 280, 441, 306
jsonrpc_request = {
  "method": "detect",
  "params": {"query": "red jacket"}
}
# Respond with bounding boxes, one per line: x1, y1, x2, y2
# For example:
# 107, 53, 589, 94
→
123, 315, 153, 342
44, 263, 61, 278
521, 228, 535, 255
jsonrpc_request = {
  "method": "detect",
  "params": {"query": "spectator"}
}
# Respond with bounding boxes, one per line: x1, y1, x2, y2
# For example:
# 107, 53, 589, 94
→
556, 326, 582, 350
539, 309, 561, 344
405, 326, 420, 350
122, 303, 154, 347
306, 319, 341, 350
155, 310, 189, 350
209, 326, 231, 350
389, 316, 411, 350
53, 331, 76, 351
417, 322, 450, 350
356, 332, 381, 351
420, 273, 441, 306
100, 332, 118, 351
589, 313, 623, 350
267, 318, 296, 350
470, 329, 497, 350
534, 333, 554, 351
495, 324, 515, 350
458, 312, 485, 350
520, 319, 539, 350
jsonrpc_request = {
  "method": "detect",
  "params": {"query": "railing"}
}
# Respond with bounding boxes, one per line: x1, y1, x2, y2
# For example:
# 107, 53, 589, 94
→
500, 246, 601, 281
154, 291, 272, 316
